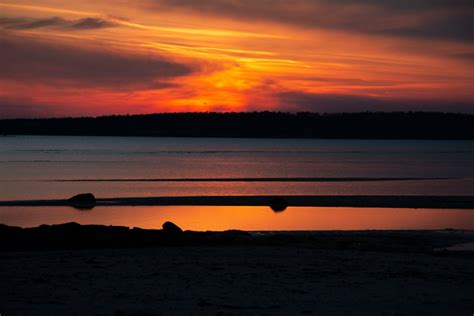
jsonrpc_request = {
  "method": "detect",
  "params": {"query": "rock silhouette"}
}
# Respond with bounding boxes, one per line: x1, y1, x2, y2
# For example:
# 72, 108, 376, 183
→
68, 193, 96, 210
0, 222, 254, 250
162, 221, 183, 234
269, 197, 288, 212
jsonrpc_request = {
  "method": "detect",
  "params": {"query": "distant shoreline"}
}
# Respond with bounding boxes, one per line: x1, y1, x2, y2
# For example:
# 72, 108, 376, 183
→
2, 195, 474, 209
2, 111, 473, 139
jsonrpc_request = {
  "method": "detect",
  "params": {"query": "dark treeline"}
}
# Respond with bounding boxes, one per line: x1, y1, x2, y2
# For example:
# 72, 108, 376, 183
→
1, 112, 473, 139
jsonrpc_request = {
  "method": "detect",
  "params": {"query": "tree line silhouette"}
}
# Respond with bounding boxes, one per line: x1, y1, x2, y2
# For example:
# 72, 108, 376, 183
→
1, 112, 473, 139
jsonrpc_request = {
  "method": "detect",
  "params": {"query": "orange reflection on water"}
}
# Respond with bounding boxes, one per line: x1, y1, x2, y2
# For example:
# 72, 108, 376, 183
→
0, 206, 473, 231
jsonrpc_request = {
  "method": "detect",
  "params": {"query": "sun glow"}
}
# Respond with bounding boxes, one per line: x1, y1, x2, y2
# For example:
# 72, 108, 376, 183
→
1, 0, 472, 117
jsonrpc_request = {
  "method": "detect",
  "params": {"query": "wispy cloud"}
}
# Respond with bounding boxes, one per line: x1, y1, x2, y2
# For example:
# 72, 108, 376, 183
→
72, 17, 117, 29
0, 16, 117, 30
275, 91, 474, 113
1, 36, 195, 89
146, 0, 474, 42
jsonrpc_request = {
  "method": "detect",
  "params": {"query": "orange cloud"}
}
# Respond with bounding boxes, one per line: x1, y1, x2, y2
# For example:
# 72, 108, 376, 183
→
0, 0, 472, 117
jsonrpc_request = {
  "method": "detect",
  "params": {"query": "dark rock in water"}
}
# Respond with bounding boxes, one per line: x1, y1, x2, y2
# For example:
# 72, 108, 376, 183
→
162, 221, 183, 234
68, 193, 96, 210
269, 197, 288, 212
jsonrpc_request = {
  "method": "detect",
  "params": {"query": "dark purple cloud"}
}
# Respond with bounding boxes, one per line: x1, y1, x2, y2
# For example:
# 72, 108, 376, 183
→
0, 96, 57, 119
0, 16, 117, 30
72, 17, 117, 29
0, 36, 195, 89
275, 91, 474, 113
4, 17, 68, 29
147, 0, 474, 42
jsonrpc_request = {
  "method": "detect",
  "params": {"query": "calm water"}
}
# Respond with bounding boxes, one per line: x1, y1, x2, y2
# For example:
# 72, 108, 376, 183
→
1, 206, 473, 231
1, 136, 474, 200
1, 136, 473, 230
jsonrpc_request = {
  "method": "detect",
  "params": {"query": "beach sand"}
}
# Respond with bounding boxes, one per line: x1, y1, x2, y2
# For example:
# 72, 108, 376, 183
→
1, 226, 473, 315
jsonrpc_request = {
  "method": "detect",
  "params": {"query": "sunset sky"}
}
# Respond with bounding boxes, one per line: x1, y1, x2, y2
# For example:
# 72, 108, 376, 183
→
0, 0, 473, 118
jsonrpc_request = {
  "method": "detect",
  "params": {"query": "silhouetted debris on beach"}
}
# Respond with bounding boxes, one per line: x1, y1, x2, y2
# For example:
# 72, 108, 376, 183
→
1, 222, 472, 254
162, 221, 183, 234
0, 222, 254, 250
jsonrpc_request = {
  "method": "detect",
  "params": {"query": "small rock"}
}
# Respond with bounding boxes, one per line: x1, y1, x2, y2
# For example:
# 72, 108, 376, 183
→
269, 197, 288, 212
68, 193, 96, 210
162, 221, 183, 234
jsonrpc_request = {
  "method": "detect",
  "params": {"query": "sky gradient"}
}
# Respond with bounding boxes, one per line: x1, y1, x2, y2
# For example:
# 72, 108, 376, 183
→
0, 0, 473, 118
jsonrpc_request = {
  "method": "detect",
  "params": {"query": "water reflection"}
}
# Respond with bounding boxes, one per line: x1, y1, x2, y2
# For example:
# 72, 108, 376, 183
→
1, 206, 473, 231
2, 136, 474, 201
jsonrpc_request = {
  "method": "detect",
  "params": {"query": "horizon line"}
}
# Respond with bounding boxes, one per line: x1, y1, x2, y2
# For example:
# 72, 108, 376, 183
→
2, 110, 474, 121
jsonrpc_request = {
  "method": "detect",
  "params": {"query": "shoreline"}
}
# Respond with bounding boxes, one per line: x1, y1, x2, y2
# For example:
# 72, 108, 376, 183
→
2, 112, 473, 140
1, 195, 474, 209
2, 221, 473, 251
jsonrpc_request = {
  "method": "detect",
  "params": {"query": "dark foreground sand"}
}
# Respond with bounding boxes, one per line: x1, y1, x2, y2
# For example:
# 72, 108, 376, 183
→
1, 226, 473, 315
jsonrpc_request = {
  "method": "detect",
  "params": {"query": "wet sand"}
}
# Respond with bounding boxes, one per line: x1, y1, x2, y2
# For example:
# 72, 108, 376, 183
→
1, 224, 473, 315
1, 195, 474, 209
